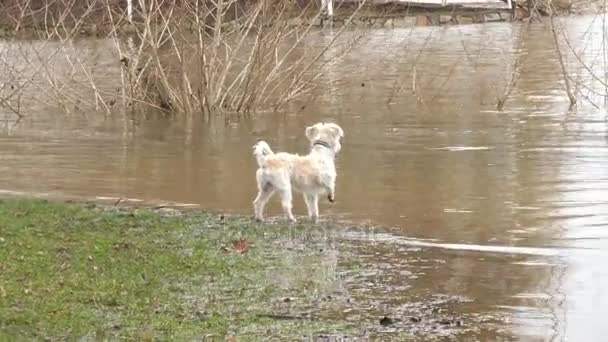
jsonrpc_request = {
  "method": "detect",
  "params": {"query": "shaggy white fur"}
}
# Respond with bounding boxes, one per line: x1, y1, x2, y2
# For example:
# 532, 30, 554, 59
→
252, 122, 344, 223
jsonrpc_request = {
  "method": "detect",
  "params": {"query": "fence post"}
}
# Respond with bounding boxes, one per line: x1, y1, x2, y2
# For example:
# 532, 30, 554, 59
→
127, 0, 133, 22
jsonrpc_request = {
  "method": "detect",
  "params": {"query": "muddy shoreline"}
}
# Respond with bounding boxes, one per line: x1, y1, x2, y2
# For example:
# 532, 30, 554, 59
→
0, 196, 502, 340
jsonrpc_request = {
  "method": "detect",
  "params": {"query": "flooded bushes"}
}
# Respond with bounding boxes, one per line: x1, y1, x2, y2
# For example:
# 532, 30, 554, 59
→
116, 0, 326, 115
0, 0, 361, 116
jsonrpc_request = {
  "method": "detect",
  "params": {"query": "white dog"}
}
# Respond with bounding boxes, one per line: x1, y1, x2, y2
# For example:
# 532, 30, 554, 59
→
252, 122, 344, 223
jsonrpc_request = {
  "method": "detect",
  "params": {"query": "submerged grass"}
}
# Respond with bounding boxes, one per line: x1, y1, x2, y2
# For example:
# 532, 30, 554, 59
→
0, 199, 351, 340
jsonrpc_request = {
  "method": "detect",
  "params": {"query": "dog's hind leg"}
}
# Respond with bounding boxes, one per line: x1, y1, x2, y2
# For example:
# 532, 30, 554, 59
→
278, 186, 296, 223
253, 183, 274, 222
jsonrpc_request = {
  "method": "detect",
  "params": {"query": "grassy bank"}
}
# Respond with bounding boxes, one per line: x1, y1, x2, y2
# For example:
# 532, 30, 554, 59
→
0, 199, 351, 340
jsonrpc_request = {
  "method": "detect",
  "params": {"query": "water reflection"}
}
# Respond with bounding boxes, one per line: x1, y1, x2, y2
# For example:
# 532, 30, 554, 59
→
2, 16, 608, 340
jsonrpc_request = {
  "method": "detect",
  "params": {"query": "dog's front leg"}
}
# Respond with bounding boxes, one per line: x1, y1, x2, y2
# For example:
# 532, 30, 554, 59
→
303, 194, 314, 220
311, 194, 319, 223
327, 180, 335, 203
305, 194, 319, 223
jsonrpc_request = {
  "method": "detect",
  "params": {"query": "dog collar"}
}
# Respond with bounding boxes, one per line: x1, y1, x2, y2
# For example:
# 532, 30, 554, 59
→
313, 140, 332, 149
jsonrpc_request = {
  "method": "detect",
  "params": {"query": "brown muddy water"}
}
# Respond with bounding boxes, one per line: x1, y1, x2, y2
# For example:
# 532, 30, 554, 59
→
3, 15, 608, 340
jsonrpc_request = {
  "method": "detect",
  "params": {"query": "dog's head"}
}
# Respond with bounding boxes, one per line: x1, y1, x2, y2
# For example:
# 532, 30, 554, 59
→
305, 122, 344, 154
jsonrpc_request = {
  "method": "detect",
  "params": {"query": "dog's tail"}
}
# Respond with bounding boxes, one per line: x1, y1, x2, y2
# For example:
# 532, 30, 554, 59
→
252, 140, 274, 167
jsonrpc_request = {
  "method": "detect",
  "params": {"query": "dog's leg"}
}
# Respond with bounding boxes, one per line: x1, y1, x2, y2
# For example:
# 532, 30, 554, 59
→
253, 184, 274, 222
310, 194, 319, 223
278, 187, 296, 223
327, 179, 336, 203
304, 194, 319, 223
303, 194, 313, 219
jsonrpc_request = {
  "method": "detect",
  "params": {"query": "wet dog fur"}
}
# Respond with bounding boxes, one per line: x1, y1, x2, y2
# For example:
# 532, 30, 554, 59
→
252, 122, 344, 223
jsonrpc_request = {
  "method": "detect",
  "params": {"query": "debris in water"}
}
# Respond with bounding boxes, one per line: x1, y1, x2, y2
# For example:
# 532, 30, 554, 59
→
380, 316, 394, 326
439, 318, 460, 325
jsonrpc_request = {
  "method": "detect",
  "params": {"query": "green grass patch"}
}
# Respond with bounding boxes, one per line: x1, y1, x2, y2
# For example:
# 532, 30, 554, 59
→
0, 199, 352, 340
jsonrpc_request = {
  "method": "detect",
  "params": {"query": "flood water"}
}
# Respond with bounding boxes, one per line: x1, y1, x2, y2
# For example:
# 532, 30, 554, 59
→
2, 15, 608, 340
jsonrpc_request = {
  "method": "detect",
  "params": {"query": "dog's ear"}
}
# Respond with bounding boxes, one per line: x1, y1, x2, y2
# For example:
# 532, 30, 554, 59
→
326, 123, 344, 139
305, 125, 319, 141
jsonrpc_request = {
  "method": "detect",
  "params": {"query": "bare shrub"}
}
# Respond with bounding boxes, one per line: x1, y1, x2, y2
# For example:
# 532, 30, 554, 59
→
0, 0, 367, 117
111, 0, 367, 115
